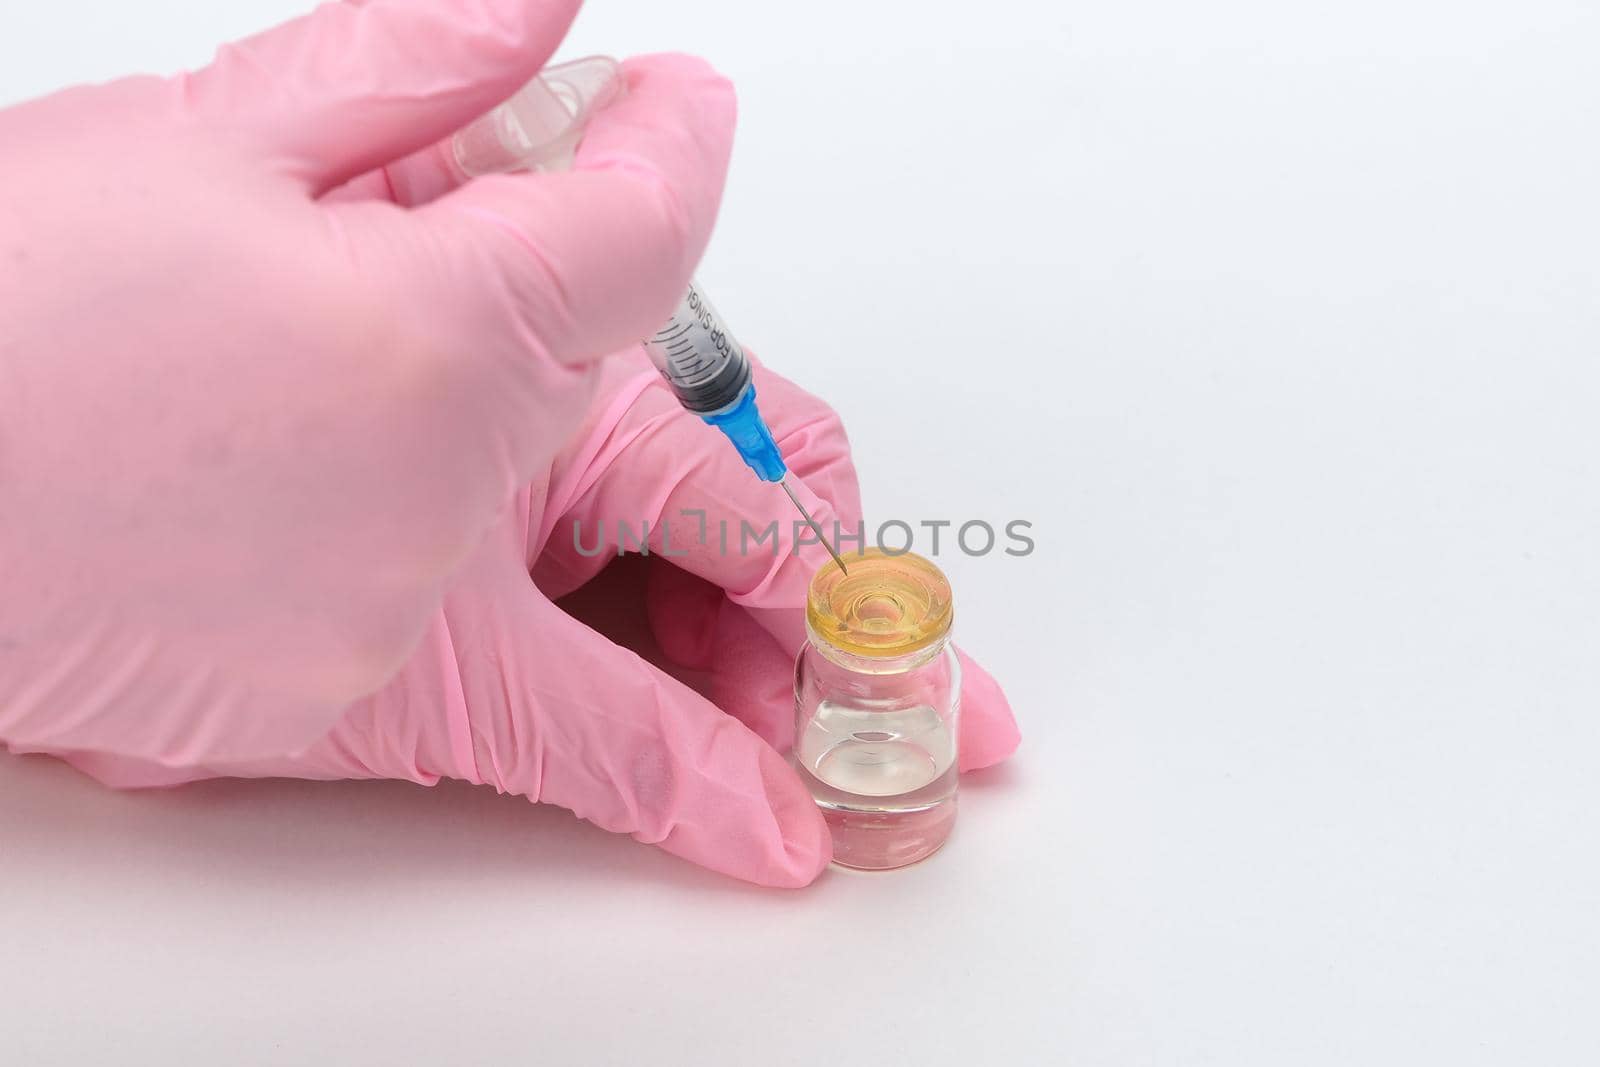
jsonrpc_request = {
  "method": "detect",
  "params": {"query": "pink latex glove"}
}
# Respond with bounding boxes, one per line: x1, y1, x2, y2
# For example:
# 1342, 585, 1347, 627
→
50, 357, 1023, 887
0, 1, 731, 760
1, 0, 1022, 887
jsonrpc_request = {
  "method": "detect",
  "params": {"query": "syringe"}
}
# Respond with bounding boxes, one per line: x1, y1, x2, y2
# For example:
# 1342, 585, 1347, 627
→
639, 282, 848, 573
451, 57, 848, 574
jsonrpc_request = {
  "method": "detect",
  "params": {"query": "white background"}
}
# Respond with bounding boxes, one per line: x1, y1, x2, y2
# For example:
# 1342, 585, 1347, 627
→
3, 2, 1598, 1064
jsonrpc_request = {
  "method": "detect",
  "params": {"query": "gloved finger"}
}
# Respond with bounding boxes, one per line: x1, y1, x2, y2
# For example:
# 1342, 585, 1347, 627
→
644, 564, 792, 749
646, 561, 1021, 770
952, 648, 1022, 770
320, 132, 459, 207
452, 574, 829, 887
537, 360, 859, 655
321, 168, 398, 204
395, 54, 734, 367
183, 0, 581, 192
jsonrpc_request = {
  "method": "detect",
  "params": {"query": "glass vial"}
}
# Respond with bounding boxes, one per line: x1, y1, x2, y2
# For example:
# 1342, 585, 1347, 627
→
794, 549, 961, 870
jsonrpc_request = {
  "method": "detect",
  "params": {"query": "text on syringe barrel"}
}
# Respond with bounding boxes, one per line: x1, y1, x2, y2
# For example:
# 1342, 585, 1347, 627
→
641, 282, 753, 414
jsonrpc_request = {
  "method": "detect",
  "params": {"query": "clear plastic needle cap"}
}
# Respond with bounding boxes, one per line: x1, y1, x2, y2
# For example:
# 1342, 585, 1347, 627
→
452, 56, 624, 177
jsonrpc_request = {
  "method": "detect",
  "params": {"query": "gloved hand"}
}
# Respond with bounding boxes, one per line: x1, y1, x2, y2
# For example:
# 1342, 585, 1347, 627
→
0, 0, 1021, 888
53, 356, 1023, 887
0, 0, 732, 760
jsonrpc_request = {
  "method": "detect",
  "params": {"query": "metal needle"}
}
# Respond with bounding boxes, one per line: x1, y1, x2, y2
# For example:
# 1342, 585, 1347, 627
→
781, 479, 849, 575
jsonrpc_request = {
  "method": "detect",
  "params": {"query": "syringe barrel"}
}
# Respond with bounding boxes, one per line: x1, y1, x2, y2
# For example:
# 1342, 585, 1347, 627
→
641, 281, 753, 415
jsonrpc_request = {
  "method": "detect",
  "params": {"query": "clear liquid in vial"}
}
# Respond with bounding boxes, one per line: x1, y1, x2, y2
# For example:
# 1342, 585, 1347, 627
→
795, 699, 958, 870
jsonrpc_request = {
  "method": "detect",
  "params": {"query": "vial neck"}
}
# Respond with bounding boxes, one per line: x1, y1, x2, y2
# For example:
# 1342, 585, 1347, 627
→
805, 623, 950, 674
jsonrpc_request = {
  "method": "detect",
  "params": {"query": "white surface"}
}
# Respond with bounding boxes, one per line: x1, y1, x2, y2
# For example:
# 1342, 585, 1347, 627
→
3, 2, 1598, 1064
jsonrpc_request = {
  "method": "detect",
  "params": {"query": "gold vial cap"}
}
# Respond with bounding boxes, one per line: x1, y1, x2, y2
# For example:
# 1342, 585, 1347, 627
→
805, 549, 954, 658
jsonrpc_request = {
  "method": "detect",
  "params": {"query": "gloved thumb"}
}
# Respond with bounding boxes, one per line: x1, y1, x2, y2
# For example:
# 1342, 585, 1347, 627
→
183, 0, 582, 192
456, 576, 831, 888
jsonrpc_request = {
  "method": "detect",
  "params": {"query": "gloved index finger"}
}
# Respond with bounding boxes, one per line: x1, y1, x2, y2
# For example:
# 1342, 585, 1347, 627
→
538, 363, 862, 657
